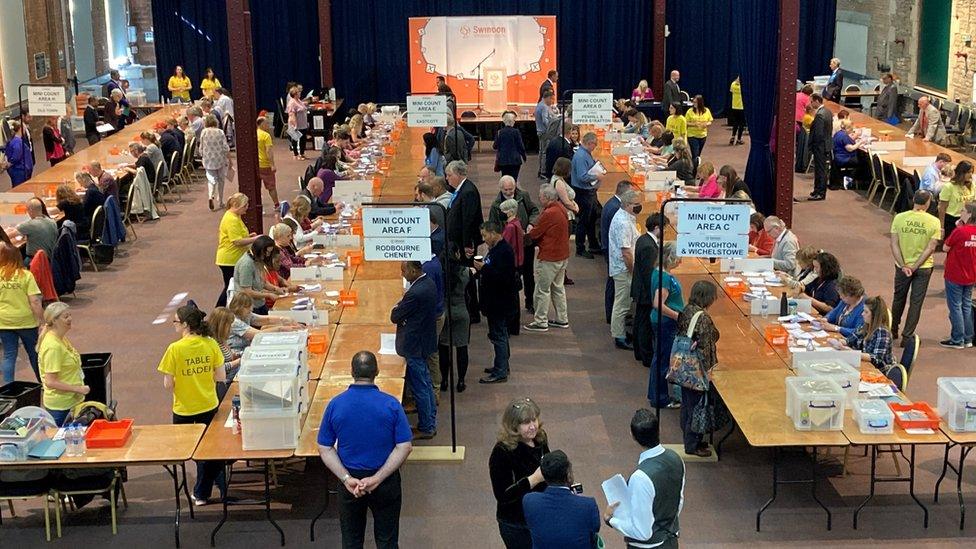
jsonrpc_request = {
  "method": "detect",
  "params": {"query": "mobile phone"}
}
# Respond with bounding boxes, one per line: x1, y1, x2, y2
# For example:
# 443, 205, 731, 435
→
570, 483, 583, 494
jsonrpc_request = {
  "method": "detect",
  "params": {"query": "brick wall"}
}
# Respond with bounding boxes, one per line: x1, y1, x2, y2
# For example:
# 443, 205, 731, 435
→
949, 0, 976, 102
128, 0, 156, 66
836, 0, 919, 84
23, 0, 69, 85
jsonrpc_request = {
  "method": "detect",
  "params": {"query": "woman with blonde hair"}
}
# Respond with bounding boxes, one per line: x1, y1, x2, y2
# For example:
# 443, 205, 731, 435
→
624, 111, 650, 139
226, 293, 294, 354
215, 193, 258, 307
208, 307, 240, 400
37, 302, 88, 426
939, 160, 975, 242
487, 397, 550, 548
632, 79, 654, 102
285, 85, 309, 159
348, 114, 366, 143
666, 137, 695, 183
686, 161, 721, 198
780, 246, 819, 290
282, 196, 324, 247
0, 242, 43, 382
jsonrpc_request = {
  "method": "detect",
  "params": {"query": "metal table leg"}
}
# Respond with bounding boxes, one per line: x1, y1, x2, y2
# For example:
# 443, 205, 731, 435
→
757, 447, 780, 531
809, 448, 832, 530
309, 476, 332, 541
935, 443, 954, 503
934, 443, 972, 530
854, 444, 928, 529
757, 447, 832, 532
907, 445, 929, 528
165, 465, 182, 548
210, 463, 231, 547
853, 445, 878, 529
715, 420, 737, 460
264, 460, 285, 546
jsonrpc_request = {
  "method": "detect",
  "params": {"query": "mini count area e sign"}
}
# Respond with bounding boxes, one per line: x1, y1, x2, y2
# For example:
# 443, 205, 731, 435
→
362, 207, 433, 261
675, 203, 750, 258
406, 95, 448, 127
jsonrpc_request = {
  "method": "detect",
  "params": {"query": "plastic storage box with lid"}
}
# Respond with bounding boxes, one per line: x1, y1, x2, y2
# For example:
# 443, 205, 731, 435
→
240, 407, 302, 450
785, 376, 846, 431
251, 331, 308, 368
243, 339, 309, 384
853, 399, 894, 434
0, 416, 47, 461
937, 377, 976, 432
237, 357, 306, 413
795, 359, 860, 404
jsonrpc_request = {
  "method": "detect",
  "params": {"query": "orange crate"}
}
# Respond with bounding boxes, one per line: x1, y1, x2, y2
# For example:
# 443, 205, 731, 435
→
85, 418, 134, 448
889, 402, 940, 430
383, 145, 395, 155
764, 325, 788, 347
351, 225, 363, 236
346, 250, 363, 266
14, 204, 27, 214
372, 179, 383, 194
338, 289, 359, 306
307, 334, 328, 354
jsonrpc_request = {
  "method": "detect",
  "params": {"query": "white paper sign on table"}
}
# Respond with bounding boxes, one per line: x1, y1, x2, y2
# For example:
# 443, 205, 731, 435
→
379, 333, 397, 355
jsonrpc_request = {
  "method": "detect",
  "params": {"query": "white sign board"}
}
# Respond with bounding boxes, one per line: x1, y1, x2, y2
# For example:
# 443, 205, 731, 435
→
27, 86, 67, 116
332, 180, 372, 205
406, 95, 449, 127
676, 233, 748, 258
362, 207, 431, 238
677, 203, 751, 234
364, 237, 433, 261
571, 92, 613, 125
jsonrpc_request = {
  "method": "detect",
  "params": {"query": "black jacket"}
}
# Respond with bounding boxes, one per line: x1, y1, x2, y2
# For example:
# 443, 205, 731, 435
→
631, 233, 660, 305
478, 239, 518, 318
544, 137, 574, 179
662, 80, 681, 109
160, 129, 182, 168
493, 127, 526, 167
809, 106, 833, 148
446, 179, 484, 254
300, 188, 336, 217
391, 274, 438, 358
84, 106, 99, 136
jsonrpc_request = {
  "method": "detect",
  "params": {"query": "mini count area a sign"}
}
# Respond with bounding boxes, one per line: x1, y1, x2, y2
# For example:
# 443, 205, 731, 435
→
675, 202, 751, 258
406, 95, 448, 127
362, 207, 432, 261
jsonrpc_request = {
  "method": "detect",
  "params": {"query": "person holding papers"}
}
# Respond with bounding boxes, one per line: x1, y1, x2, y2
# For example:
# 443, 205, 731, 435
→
571, 132, 607, 258
522, 450, 601, 548
604, 409, 685, 549
829, 296, 894, 370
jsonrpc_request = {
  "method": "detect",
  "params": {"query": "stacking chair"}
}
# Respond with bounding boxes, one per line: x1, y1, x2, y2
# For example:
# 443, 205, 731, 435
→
679, 91, 690, 103
874, 161, 900, 211
179, 138, 194, 187
946, 106, 971, 147
76, 206, 104, 272
156, 160, 181, 202
841, 84, 862, 110
149, 164, 169, 213
168, 150, 184, 189
0, 476, 55, 541
122, 183, 138, 240
52, 469, 125, 537
900, 334, 920, 379
301, 165, 316, 190
866, 152, 884, 201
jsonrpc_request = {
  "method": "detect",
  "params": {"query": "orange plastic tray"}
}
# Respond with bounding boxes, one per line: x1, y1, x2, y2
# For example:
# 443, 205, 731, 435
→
764, 325, 788, 347
338, 289, 359, 306
346, 250, 363, 266
307, 334, 328, 354
85, 418, 134, 448
888, 402, 940, 430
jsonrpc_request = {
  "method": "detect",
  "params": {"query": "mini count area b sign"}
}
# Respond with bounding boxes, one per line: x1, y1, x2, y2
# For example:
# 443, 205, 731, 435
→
362, 207, 433, 261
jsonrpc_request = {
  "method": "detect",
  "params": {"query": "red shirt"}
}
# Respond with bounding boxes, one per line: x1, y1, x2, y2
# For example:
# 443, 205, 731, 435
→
528, 202, 570, 262
945, 224, 976, 286
749, 229, 774, 256
502, 218, 524, 267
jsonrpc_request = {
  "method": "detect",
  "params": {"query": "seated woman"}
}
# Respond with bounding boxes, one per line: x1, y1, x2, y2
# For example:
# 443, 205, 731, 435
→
226, 293, 297, 354
282, 196, 324, 247
315, 150, 344, 201
748, 212, 774, 256
823, 275, 866, 338
644, 122, 668, 155
623, 111, 650, 139
263, 247, 301, 310
832, 119, 864, 184
423, 132, 446, 177
55, 183, 89, 236
666, 138, 695, 183
780, 246, 819, 291
685, 161, 720, 198
829, 296, 894, 370
208, 307, 241, 400
719, 165, 751, 201
631, 79, 655, 103
802, 251, 842, 314
269, 223, 325, 280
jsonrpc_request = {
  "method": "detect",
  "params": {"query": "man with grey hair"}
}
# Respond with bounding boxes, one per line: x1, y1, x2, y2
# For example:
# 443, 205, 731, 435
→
489, 176, 540, 315
906, 96, 946, 143
824, 57, 843, 102
187, 106, 205, 138
608, 190, 643, 349
764, 216, 799, 275
445, 160, 484, 321
525, 184, 570, 331
122, 141, 156, 185
571, 132, 606, 257
89, 160, 119, 202
17, 198, 58, 264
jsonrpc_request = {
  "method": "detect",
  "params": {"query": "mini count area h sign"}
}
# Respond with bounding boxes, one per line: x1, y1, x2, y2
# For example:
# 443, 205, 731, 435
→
362, 207, 433, 261
675, 202, 751, 258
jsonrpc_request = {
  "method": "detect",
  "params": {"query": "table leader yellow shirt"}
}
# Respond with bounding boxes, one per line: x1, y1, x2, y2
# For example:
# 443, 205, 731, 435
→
890, 209, 941, 269
157, 335, 224, 417
0, 270, 41, 329
39, 335, 84, 411
168, 75, 192, 101
666, 114, 687, 140
685, 108, 713, 139
215, 211, 249, 266
200, 77, 222, 99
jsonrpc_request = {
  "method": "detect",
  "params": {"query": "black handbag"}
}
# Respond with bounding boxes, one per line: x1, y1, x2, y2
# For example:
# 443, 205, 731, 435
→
690, 387, 730, 434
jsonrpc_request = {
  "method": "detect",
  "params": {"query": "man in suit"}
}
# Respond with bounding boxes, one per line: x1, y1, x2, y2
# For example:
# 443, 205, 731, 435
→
807, 94, 833, 201
875, 72, 899, 124
445, 160, 484, 322
390, 261, 438, 438
544, 121, 575, 179
632, 214, 668, 372
662, 70, 682, 113
536, 91, 559, 179
477, 222, 519, 384
823, 58, 844, 103
765, 216, 800, 275
539, 70, 558, 101
906, 96, 946, 144
601, 181, 637, 324
523, 450, 600, 548
300, 177, 337, 218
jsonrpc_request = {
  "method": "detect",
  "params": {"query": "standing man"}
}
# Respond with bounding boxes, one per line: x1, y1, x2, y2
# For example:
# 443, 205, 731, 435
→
421, 247, 445, 397
906, 96, 946, 144
318, 351, 413, 548
601, 181, 637, 323
445, 160, 484, 322
522, 450, 601, 547
540, 70, 558, 101
442, 118, 475, 164
525, 184, 570, 332
488, 176, 540, 313
391, 261, 438, 438
662, 71, 681, 113
605, 409, 685, 549
608, 191, 642, 350
875, 72, 899, 124
477, 222, 519, 384
807, 94, 833, 201
256, 116, 281, 210
890, 190, 941, 346
536, 91, 558, 179
632, 214, 668, 368
571, 132, 607, 258
544, 122, 576, 179
823, 58, 844, 102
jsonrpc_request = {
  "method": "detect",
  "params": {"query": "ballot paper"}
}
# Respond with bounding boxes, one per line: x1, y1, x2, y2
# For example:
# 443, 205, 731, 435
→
300, 284, 321, 292
747, 277, 766, 285
809, 330, 830, 338
797, 312, 816, 322
601, 474, 630, 521
325, 290, 340, 297
742, 271, 762, 277
378, 333, 397, 355
587, 161, 607, 178
724, 276, 743, 283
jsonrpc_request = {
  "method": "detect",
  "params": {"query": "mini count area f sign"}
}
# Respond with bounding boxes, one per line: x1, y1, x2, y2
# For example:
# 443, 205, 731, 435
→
675, 202, 751, 258
362, 207, 432, 261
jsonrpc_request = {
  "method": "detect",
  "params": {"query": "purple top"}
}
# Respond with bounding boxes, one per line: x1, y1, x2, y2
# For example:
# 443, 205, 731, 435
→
316, 168, 342, 202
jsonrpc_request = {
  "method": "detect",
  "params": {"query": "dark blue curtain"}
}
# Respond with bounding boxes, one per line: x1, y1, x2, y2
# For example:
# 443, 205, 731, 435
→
151, 0, 232, 100
734, 1, 780, 215
798, 0, 837, 82
330, 0, 655, 110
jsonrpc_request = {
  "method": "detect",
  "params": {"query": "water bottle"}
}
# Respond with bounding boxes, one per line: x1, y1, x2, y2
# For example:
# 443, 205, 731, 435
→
310, 300, 319, 324
806, 337, 816, 352
76, 423, 87, 456
779, 292, 789, 316
729, 257, 737, 276
761, 294, 769, 318
65, 424, 79, 457
231, 396, 242, 435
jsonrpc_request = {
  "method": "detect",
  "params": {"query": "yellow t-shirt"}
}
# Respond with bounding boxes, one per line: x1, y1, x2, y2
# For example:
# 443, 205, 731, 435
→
685, 108, 714, 139
257, 129, 273, 168
157, 335, 223, 416
200, 77, 222, 98
666, 115, 687, 140
39, 334, 84, 411
216, 211, 250, 266
890, 209, 941, 269
940, 182, 975, 218
730, 80, 743, 110
168, 76, 192, 101
0, 270, 41, 329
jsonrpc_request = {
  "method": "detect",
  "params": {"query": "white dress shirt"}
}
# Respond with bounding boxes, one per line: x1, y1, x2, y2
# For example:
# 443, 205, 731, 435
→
609, 445, 686, 548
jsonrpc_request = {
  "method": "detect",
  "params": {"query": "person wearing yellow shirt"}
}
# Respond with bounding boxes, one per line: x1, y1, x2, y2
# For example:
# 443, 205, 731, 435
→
256, 116, 280, 209
0, 242, 44, 384
216, 193, 259, 307
939, 161, 975, 243
158, 305, 226, 505
665, 103, 687, 142
200, 67, 221, 99
685, 95, 713, 166
890, 189, 941, 343
728, 77, 744, 145
37, 303, 88, 426
168, 65, 192, 102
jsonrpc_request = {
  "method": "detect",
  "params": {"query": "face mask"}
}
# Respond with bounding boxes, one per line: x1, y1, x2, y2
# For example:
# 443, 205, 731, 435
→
632, 204, 643, 214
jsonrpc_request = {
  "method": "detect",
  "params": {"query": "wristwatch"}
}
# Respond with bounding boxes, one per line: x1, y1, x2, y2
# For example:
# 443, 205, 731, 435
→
340, 474, 351, 483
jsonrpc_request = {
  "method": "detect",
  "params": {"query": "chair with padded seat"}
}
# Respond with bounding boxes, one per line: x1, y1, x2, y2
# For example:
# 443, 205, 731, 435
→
52, 469, 125, 537
866, 152, 884, 201
0, 475, 54, 541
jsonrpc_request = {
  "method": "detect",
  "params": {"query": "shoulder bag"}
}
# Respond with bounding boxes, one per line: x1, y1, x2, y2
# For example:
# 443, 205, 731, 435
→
666, 310, 708, 391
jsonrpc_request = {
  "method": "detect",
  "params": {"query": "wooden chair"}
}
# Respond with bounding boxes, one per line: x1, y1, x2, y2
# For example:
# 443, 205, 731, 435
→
52, 470, 125, 537
76, 206, 104, 272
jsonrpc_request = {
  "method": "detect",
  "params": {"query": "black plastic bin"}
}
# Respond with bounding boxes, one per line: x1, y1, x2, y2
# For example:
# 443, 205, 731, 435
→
81, 353, 113, 406
0, 381, 42, 409
0, 398, 16, 421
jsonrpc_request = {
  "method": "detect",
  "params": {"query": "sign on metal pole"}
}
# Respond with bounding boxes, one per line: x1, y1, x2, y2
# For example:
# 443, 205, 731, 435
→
27, 86, 67, 116
675, 202, 751, 258
364, 238, 433, 261
406, 95, 449, 127
362, 206, 433, 261
571, 92, 613, 125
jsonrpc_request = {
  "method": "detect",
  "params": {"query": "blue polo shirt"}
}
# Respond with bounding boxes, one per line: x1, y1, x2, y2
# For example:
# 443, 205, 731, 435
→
832, 130, 856, 165
571, 147, 597, 190
317, 384, 412, 471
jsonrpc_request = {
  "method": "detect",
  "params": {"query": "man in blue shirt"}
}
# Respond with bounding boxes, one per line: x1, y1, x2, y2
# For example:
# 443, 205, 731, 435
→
523, 450, 600, 549
920, 152, 951, 200
318, 351, 413, 548
536, 90, 558, 179
571, 132, 606, 258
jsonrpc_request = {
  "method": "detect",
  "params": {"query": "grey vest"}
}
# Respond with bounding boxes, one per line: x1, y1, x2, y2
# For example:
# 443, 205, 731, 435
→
625, 448, 684, 547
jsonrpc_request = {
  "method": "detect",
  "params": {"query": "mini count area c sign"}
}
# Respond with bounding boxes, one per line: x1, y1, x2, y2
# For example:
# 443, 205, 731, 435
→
675, 202, 751, 258
362, 207, 432, 261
